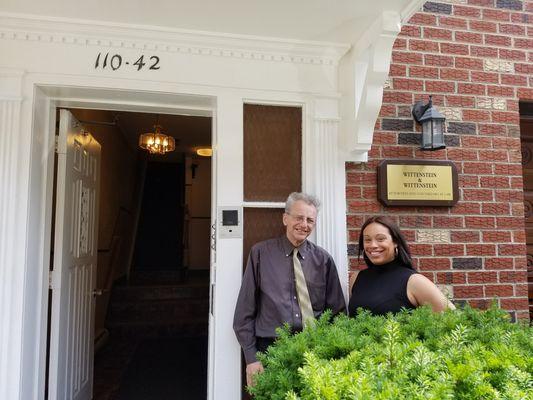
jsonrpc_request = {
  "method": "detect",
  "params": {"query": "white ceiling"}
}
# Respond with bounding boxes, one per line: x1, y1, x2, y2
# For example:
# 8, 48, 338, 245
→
1, 0, 418, 43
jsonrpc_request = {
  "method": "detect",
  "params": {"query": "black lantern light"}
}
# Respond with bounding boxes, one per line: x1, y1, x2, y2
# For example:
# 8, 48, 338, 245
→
412, 95, 446, 151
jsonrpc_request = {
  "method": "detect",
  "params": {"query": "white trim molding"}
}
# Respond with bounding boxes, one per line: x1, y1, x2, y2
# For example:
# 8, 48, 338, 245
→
0, 68, 25, 400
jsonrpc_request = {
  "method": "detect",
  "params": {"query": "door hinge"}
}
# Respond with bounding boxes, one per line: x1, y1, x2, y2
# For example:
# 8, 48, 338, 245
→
54, 135, 59, 153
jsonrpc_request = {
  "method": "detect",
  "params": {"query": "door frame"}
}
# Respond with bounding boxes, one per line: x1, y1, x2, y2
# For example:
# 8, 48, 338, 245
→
35, 84, 220, 399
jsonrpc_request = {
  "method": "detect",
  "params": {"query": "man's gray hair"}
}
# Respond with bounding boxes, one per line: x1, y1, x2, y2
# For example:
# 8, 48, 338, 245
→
285, 192, 321, 213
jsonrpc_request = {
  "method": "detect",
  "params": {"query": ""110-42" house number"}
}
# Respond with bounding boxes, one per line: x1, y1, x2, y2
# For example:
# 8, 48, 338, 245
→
94, 52, 160, 71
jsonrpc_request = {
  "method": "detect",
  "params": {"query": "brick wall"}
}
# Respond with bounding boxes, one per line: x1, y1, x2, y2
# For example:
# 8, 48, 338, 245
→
346, 0, 532, 320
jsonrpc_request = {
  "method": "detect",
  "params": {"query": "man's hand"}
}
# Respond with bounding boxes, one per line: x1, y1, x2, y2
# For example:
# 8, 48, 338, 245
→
246, 361, 264, 387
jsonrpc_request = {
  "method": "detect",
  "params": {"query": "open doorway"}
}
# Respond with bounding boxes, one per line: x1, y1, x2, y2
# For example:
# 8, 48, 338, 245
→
49, 107, 212, 400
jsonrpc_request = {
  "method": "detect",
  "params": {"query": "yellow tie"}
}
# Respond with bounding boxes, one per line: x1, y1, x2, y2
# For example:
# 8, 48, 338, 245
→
293, 248, 315, 327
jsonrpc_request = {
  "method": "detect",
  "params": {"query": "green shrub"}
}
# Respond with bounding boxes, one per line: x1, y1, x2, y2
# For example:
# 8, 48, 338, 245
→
250, 306, 532, 400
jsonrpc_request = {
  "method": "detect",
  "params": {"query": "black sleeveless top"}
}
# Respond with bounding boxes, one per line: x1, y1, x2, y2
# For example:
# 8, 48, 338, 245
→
348, 260, 417, 316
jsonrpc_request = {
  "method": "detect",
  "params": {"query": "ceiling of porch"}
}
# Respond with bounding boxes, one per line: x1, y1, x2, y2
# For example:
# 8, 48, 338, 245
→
1, 0, 421, 43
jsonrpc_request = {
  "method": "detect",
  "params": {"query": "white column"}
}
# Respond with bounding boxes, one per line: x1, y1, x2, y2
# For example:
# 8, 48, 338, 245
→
306, 98, 349, 298
0, 69, 25, 400
210, 93, 243, 400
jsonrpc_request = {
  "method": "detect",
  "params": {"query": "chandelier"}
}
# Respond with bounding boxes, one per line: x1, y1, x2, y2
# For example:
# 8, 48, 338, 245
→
138, 124, 176, 154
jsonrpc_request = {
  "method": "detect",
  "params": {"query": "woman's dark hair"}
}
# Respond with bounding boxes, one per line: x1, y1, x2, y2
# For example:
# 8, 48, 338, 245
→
358, 215, 415, 270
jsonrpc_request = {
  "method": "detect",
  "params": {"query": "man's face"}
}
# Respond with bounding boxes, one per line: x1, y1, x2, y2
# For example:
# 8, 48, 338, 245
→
283, 200, 317, 247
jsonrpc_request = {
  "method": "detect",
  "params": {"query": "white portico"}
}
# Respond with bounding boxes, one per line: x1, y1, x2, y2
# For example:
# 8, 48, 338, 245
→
0, 1, 424, 399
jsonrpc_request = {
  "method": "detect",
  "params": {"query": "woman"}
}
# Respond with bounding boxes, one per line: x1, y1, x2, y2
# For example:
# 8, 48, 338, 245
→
348, 216, 454, 316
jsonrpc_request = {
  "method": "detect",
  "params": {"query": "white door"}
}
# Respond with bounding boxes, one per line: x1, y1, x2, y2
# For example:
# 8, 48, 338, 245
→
48, 109, 101, 400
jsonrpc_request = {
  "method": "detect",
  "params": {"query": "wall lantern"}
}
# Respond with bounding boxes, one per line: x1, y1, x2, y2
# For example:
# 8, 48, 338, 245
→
412, 95, 446, 151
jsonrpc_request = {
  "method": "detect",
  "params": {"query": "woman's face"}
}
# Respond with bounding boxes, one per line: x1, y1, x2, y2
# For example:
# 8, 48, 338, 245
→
362, 222, 397, 265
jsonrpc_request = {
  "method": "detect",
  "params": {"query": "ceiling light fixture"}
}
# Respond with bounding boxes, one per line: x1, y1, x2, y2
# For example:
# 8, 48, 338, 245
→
139, 123, 175, 155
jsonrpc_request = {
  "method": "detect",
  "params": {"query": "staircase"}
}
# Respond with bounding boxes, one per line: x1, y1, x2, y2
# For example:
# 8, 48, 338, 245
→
106, 270, 210, 338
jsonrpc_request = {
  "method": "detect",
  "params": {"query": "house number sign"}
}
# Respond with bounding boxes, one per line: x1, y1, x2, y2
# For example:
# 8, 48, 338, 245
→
94, 52, 161, 71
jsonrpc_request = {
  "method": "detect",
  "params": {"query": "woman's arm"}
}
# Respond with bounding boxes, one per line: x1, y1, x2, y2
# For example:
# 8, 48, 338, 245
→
407, 274, 455, 312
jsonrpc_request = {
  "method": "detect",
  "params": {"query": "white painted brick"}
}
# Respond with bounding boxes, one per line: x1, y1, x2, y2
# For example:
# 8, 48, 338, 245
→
417, 229, 450, 243
439, 107, 461, 121
484, 59, 513, 73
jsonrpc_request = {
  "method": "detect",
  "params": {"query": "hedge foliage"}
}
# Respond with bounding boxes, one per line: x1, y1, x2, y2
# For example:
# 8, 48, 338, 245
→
250, 306, 532, 400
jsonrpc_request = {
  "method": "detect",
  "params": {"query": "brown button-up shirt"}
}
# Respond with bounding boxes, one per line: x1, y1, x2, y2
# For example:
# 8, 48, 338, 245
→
233, 235, 346, 364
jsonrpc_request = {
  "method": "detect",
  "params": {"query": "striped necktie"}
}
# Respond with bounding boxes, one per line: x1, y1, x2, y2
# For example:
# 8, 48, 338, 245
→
293, 248, 315, 327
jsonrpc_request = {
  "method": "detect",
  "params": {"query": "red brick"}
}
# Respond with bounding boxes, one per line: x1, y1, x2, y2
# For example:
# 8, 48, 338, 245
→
346, 214, 365, 227
480, 176, 510, 189
409, 13, 437, 26
487, 85, 514, 97
507, 150, 521, 164
373, 130, 397, 142
468, 299, 493, 310
498, 23, 526, 35
517, 87, 533, 99
511, 203, 525, 217
362, 186, 377, 199
419, 258, 451, 271
481, 202, 510, 214
467, 271, 498, 284
378, 105, 396, 118
383, 91, 413, 104
491, 111, 519, 124
461, 136, 492, 148
451, 202, 481, 214
458, 83, 486, 95
463, 109, 491, 122
472, 71, 499, 84
465, 216, 496, 228
424, 27, 453, 41
392, 52, 423, 65
425, 80, 456, 93
437, 271, 466, 284
446, 148, 479, 161
506, 99, 519, 111
454, 57, 484, 70
393, 78, 424, 91
510, 176, 523, 189
496, 161, 522, 176
454, 5, 482, 18
482, 231, 512, 242
514, 63, 533, 74
470, 45, 499, 57
496, 217, 523, 228
440, 68, 469, 81
400, 25, 422, 37
479, 149, 508, 162
435, 244, 464, 256
500, 74, 528, 86
361, 172, 377, 185
512, 230, 526, 244
345, 186, 361, 199
498, 244, 526, 256
454, 285, 484, 298
382, 146, 413, 158
440, 43, 469, 55
389, 64, 407, 77
347, 200, 380, 213
466, 244, 497, 256
393, 38, 407, 50
495, 189, 523, 202
514, 38, 533, 49
485, 284, 514, 297
467, 0, 494, 6
410, 244, 433, 256
469, 20, 498, 32
515, 284, 528, 297
445, 95, 476, 107
511, 13, 533, 24
439, 16, 468, 29
409, 39, 439, 52
499, 49, 527, 60
409, 66, 439, 78
433, 216, 464, 228
499, 270, 528, 283
400, 215, 432, 228
485, 258, 513, 270
499, 298, 529, 311
462, 162, 492, 174
455, 33, 483, 46
482, 9, 510, 21
451, 231, 480, 242
463, 189, 493, 201
425, 54, 454, 67
484, 34, 512, 46
460, 175, 480, 187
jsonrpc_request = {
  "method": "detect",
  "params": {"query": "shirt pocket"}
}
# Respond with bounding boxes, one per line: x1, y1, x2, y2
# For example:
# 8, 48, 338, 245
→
306, 280, 326, 311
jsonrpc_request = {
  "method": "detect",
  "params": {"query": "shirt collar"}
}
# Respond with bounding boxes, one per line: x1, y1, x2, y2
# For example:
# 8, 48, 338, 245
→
281, 235, 309, 259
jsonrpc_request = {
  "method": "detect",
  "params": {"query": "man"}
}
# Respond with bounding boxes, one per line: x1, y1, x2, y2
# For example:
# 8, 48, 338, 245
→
233, 192, 346, 387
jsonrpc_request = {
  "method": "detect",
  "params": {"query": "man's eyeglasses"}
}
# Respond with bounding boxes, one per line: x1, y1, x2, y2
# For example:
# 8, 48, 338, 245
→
287, 213, 316, 226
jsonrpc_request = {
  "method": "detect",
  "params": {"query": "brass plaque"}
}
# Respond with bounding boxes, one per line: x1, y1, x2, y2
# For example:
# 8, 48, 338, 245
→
378, 160, 458, 206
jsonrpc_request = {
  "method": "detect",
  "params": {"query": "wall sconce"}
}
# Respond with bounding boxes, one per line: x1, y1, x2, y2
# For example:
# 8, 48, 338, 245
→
196, 148, 212, 157
412, 95, 446, 151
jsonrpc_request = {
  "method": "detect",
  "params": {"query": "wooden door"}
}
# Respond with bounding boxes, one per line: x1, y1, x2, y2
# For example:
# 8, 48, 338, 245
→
48, 110, 101, 400
521, 116, 533, 321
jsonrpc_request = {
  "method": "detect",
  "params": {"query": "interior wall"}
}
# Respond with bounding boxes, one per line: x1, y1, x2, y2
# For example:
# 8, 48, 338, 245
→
69, 109, 140, 337
185, 157, 211, 270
